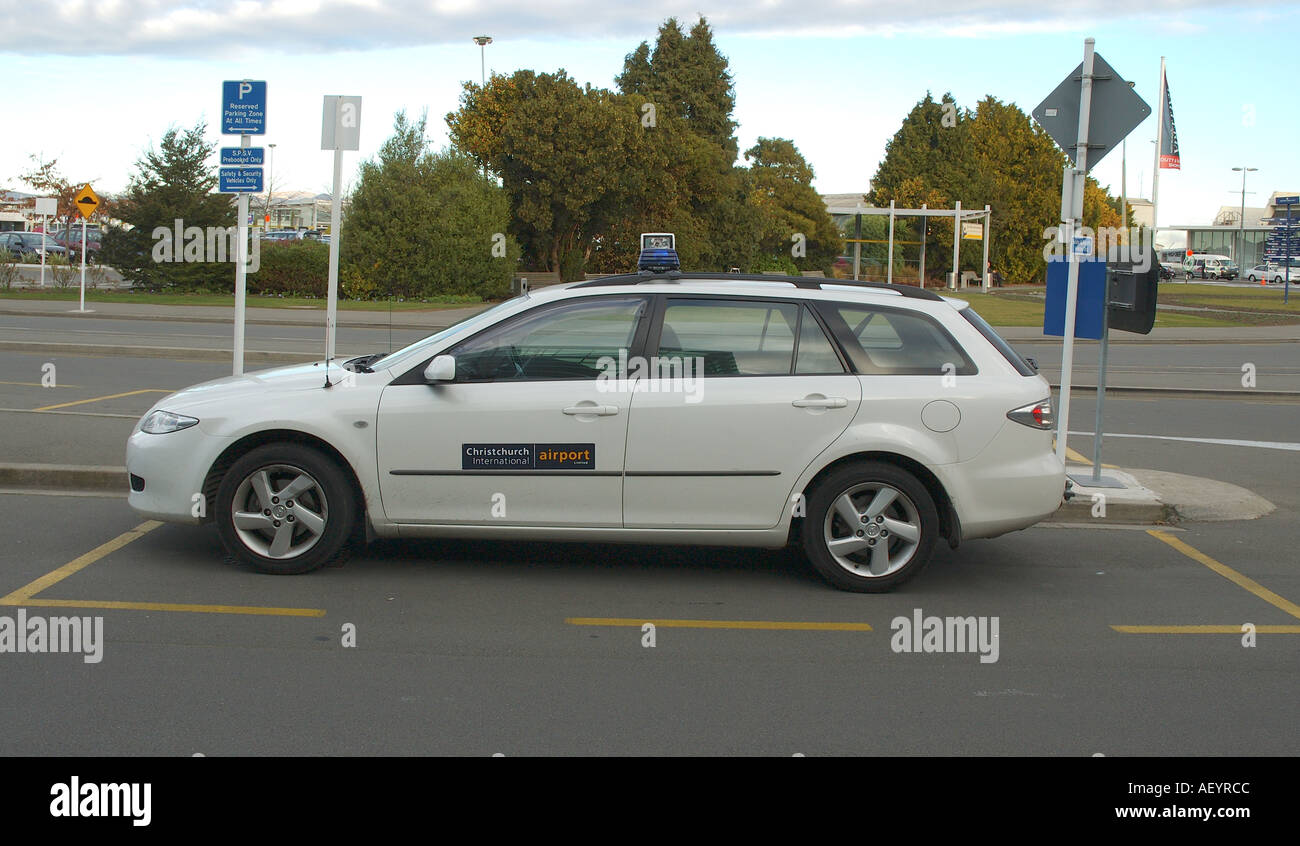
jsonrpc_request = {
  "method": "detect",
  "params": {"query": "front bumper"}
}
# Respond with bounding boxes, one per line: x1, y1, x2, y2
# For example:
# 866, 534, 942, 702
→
125, 425, 224, 524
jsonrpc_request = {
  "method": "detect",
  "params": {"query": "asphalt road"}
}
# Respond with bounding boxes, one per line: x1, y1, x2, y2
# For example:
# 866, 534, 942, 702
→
1, 322, 1297, 756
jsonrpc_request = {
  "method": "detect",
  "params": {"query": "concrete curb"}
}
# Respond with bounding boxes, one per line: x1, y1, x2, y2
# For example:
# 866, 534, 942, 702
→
0, 463, 126, 492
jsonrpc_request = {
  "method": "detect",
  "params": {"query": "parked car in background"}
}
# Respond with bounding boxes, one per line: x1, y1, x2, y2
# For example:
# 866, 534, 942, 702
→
261, 229, 305, 241
1158, 262, 1178, 280
51, 226, 102, 263
1246, 264, 1287, 284
0, 231, 69, 261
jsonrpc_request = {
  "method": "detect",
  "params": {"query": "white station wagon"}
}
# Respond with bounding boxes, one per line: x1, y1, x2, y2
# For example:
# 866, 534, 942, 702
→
127, 266, 1065, 592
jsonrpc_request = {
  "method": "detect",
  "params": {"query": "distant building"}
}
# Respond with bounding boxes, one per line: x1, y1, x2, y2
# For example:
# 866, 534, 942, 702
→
230, 190, 341, 232
1167, 190, 1299, 267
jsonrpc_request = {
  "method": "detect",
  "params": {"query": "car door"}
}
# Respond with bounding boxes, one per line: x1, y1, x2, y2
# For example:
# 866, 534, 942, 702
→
376, 295, 650, 527
622, 296, 861, 529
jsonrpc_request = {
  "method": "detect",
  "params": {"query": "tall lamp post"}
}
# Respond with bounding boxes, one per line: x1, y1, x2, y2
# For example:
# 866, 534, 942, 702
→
1232, 166, 1258, 266
266, 142, 277, 230
473, 35, 492, 87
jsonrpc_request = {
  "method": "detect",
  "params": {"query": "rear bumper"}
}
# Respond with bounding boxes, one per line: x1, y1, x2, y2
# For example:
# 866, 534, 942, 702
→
937, 422, 1066, 539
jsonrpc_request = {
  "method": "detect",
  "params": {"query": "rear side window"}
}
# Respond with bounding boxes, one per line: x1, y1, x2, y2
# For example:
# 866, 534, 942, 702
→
958, 306, 1036, 376
817, 303, 976, 376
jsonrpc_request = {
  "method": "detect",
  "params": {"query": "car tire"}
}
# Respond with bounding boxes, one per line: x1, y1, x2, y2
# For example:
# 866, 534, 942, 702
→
801, 462, 939, 593
215, 443, 356, 575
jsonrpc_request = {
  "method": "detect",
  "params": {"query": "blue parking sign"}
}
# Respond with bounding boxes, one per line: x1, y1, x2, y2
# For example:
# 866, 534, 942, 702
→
222, 80, 267, 135
219, 167, 264, 193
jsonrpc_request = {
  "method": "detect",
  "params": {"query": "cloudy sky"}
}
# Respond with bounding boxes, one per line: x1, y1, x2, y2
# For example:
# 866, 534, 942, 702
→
3, 1, 1298, 230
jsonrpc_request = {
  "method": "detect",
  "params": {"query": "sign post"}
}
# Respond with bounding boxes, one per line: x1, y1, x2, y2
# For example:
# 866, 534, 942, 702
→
34, 197, 56, 287
1278, 195, 1298, 305
321, 95, 362, 369
221, 80, 267, 375
1033, 40, 1150, 472
72, 184, 100, 312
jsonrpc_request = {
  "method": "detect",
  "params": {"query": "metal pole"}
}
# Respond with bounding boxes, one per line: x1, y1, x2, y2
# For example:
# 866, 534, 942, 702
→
1056, 37, 1095, 466
919, 204, 927, 286
981, 205, 991, 291
1286, 204, 1293, 305
1150, 57, 1164, 247
233, 133, 250, 375
1239, 169, 1247, 264
1121, 138, 1127, 231
1091, 289, 1110, 484
39, 216, 47, 287
326, 147, 343, 362
951, 200, 961, 289
78, 216, 86, 311
887, 200, 895, 285
852, 213, 861, 281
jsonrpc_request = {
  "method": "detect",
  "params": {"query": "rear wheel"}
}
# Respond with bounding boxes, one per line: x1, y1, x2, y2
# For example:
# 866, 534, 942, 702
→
215, 443, 355, 574
801, 462, 939, 592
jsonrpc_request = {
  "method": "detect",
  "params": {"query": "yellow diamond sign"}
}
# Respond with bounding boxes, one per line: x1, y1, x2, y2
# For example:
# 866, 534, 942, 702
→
74, 184, 100, 219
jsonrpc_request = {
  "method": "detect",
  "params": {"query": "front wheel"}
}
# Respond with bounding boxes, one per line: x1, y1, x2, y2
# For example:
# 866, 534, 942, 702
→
801, 462, 939, 592
215, 443, 355, 574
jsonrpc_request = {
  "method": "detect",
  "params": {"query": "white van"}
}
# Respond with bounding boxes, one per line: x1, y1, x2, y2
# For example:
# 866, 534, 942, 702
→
1183, 254, 1238, 280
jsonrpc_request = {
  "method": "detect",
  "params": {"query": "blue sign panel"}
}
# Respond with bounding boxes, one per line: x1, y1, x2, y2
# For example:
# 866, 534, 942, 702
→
221, 147, 265, 166
222, 80, 267, 135
1276, 195, 1299, 205
1043, 258, 1107, 340
219, 167, 264, 193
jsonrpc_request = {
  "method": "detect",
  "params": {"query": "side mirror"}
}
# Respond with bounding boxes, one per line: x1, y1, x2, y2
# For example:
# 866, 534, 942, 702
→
424, 355, 456, 383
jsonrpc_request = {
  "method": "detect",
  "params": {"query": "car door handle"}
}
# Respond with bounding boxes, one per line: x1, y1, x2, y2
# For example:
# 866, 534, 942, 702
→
792, 396, 847, 409
563, 404, 619, 416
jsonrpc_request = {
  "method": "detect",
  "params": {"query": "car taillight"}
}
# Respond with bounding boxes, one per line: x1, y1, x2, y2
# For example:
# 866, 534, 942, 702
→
1007, 399, 1054, 429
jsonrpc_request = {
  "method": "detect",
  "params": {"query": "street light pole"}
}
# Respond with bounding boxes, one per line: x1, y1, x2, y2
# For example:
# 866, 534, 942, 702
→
1232, 166, 1258, 265
473, 35, 492, 87
266, 143, 277, 230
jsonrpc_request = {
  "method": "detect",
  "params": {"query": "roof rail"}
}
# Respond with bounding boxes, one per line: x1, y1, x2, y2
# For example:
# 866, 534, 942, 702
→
570, 271, 945, 301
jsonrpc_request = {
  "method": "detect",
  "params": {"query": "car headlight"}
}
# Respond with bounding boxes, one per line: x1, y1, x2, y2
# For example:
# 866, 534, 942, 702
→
140, 410, 199, 434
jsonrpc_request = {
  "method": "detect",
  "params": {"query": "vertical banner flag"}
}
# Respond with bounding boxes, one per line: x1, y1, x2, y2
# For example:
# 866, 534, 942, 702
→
1159, 68, 1180, 169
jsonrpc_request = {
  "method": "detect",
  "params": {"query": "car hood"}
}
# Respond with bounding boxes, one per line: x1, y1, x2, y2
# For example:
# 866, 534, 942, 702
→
154, 361, 348, 414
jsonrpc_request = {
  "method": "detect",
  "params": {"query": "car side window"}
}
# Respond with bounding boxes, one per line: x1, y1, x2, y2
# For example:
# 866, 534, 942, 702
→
822, 303, 976, 375
795, 306, 847, 374
449, 297, 646, 382
659, 298, 800, 376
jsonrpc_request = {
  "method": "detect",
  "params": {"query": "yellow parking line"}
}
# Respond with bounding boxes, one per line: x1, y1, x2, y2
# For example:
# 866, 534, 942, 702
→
1148, 530, 1300, 620
0, 521, 161, 604
565, 617, 872, 631
32, 388, 171, 412
0, 380, 81, 388
1063, 446, 1119, 469
1113, 625, 1300, 634
17, 598, 325, 618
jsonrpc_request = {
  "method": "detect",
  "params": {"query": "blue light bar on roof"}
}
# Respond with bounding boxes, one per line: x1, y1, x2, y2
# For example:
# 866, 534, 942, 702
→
638, 232, 679, 272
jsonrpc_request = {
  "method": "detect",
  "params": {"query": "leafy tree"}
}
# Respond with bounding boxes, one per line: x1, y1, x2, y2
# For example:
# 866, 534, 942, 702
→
869, 93, 967, 210
100, 123, 233, 290
616, 16, 738, 160
343, 110, 517, 299
450, 71, 682, 280
744, 138, 842, 272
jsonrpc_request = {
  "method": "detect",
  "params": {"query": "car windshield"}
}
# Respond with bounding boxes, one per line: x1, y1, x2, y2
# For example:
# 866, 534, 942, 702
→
368, 297, 524, 369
